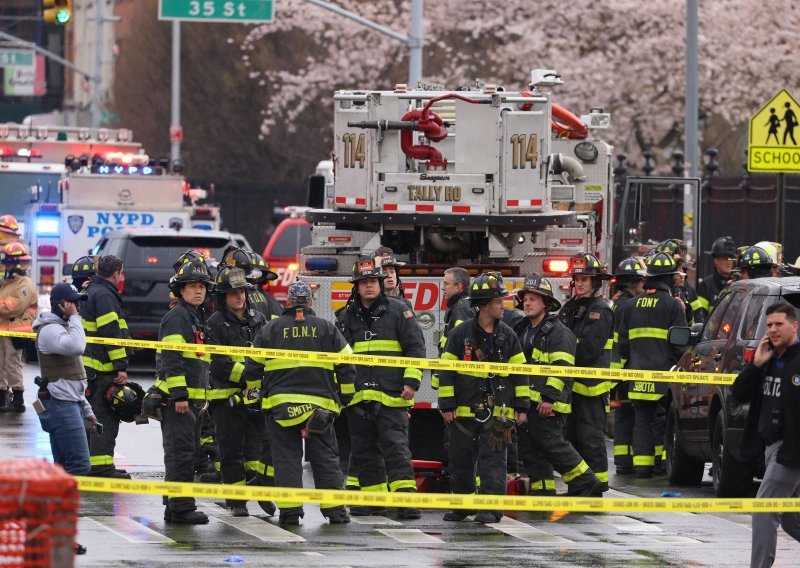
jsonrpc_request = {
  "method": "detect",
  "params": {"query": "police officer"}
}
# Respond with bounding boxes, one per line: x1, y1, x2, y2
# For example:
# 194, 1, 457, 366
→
656, 239, 704, 324
336, 256, 426, 520
156, 257, 214, 524
617, 251, 688, 478
70, 256, 97, 292
698, 236, 736, 317
0, 242, 36, 413
609, 257, 647, 475
243, 280, 356, 525
438, 273, 529, 523
206, 265, 274, 517
739, 245, 782, 279
514, 274, 599, 496
375, 246, 412, 308
224, 248, 283, 320
558, 252, 614, 492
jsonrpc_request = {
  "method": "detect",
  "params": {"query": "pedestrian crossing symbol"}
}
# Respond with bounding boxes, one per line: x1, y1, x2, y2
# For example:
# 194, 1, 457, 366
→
748, 89, 800, 172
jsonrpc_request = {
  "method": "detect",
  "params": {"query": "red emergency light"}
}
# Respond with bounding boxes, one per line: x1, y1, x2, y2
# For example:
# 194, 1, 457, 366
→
542, 258, 571, 274
37, 245, 58, 257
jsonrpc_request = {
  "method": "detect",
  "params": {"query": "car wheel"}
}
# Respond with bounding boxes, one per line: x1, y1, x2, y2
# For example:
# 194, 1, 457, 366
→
712, 412, 755, 497
666, 404, 704, 485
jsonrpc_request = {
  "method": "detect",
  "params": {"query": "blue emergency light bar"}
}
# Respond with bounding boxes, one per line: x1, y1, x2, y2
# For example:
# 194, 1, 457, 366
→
35, 214, 60, 237
90, 165, 164, 176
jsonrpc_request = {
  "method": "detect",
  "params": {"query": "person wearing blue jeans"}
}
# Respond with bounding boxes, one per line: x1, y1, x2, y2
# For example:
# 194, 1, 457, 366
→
33, 283, 97, 476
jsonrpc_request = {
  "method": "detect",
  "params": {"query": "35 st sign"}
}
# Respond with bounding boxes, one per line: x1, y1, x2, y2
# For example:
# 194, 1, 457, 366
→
159, 0, 273, 23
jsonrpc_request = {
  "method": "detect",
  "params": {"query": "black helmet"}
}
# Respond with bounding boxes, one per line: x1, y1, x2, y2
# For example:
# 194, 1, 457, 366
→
214, 265, 253, 293
224, 247, 259, 279
350, 255, 385, 284
71, 256, 96, 280
169, 258, 214, 291
569, 252, 611, 280
515, 273, 561, 311
656, 239, 687, 260
614, 257, 647, 279
105, 382, 145, 423
740, 245, 775, 268
173, 250, 206, 272
247, 250, 279, 282
468, 272, 511, 303
645, 251, 679, 276
709, 236, 736, 258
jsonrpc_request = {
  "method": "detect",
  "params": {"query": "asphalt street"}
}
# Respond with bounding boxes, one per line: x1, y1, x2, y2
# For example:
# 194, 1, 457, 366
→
1, 364, 797, 567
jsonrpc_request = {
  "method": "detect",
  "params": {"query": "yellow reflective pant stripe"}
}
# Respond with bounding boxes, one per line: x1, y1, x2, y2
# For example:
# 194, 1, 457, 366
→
603, 338, 613, 350
264, 359, 334, 372
346, 476, 360, 488
200, 436, 214, 446
389, 479, 417, 492
352, 340, 402, 353
561, 460, 589, 483
633, 455, 655, 467
629, 327, 669, 340
362, 483, 389, 492
596, 471, 609, 482
275, 410, 314, 427
614, 444, 631, 456
266, 465, 274, 477
245, 460, 266, 475
90, 455, 114, 466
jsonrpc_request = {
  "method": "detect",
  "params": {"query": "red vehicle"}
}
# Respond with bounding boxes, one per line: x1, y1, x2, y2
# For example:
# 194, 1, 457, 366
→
262, 212, 311, 304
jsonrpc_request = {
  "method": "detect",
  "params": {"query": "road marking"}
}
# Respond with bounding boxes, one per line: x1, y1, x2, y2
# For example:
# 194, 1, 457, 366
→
490, 516, 573, 543
215, 516, 307, 543
593, 515, 663, 532
641, 535, 703, 544
377, 529, 445, 544
349, 515, 402, 526
301, 552, 325, 557
83, 517, 175, 544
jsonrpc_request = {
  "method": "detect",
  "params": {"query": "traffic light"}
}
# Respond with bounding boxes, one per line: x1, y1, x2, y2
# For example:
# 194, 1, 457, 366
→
43, 0, 72, 25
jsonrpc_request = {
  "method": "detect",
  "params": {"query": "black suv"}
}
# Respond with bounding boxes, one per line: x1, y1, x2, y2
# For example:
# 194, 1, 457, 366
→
666, 276, 800, 496
89, 228, 238, 339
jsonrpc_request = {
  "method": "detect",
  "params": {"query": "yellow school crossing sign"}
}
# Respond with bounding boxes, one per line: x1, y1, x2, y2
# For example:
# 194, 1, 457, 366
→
748, 89, 800, 172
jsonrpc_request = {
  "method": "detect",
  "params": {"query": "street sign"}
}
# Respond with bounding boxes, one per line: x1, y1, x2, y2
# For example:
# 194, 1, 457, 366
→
748, 89, 800, 172
169, 125, 183, 143
0, 49, 34, 68
158, 0, 273, 23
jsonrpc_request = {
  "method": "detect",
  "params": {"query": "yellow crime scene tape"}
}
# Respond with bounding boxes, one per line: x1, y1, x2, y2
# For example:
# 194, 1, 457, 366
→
73, 477, 800, 513
0, 330, 737, 385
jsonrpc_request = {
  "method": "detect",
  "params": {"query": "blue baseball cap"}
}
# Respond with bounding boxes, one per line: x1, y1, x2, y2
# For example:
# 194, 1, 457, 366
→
51, 283, 84, 303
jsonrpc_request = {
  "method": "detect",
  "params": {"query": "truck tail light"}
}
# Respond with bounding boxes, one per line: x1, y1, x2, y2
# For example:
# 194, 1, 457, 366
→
39, 265, 55, 285
542, 258, 570, 274
117, 273, 125, 294
743, 347, 756, 364
37, 245, 58, 257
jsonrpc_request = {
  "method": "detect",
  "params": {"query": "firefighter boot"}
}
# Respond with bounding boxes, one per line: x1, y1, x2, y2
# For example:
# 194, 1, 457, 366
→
164, 509, 209, 525
0, 391, 8, 413
229, 503, 249, 517
396, 488, 421, 520
278, 507, 304, 526
10, 389, 24, 413
322, 506, 350, 524
443, 510, 474, 522
474, 511, 503, 524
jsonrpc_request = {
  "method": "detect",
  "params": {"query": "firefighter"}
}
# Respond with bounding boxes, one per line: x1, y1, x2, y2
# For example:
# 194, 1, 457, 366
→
206, 265, 275, 517
698, 236, 736, 317
739, 244, 782, 279
156, 257, 214, 524
656, 239, 704, 324
336, 256, 426, 520
558, 252, 614, 492
0, 242, 36, 413
81, 255, 132, 478
513, 274, 599, 496
434, 267, 475, 389
438, 273, 529, 523
0, 216, 20, 281
609, 257, 647, 475
243, 280, 356, 525
173, 250, 218, 480
224, 248, 283, 320
374, 246, 412, 308
70, 256, 97, 292
617, 251, 688, 478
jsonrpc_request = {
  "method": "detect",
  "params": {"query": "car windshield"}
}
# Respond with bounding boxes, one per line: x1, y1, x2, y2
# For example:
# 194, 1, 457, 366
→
125, 235, 231, 268
269, 223, 311, 258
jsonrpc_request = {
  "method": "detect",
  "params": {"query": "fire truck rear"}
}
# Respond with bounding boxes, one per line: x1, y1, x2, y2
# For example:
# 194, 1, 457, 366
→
299, 71, 614, 463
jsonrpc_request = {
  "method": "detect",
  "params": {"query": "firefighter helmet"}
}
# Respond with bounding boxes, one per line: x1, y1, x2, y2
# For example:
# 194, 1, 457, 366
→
656, 239, 687, 260
753, 241, 781, 265
375, 246, 406, 269
71, 256, 97, 280
569, 252, 611, 280
214, 265, 253, 293
740, 245, 775, 268
645, 251, 679, 276
350, 256, 385, 284
105, 382, 145, 423
709, 236, 736, 258
1, 242, 31, 264
172, 250, 206, 272
224, 247, 259, 279
515, 273, 561, 311
468, 272, 511, 303
247, 250, 278, 282
0, 215, 20, 237
614, 257, 647, 279
169, 258, 214, 290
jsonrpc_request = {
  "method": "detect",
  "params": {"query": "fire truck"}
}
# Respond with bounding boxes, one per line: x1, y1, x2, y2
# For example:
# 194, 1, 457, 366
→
24, 151, 220, 295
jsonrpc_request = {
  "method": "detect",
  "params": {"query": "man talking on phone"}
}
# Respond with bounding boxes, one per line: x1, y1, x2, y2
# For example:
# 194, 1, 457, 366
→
732, 301, 800, 568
